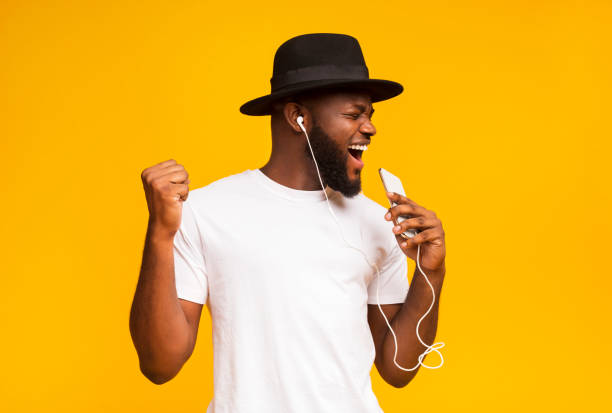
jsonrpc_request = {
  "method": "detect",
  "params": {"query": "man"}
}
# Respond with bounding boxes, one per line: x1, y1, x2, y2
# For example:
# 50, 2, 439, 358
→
130, 33, 446, 413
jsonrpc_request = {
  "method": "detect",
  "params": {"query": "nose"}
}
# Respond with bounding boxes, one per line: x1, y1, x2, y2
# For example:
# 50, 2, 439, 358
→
360, 117, 376, 137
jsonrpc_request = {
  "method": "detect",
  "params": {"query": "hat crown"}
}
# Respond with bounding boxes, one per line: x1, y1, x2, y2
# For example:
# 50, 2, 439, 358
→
272, 33, 368, 76
270, 33, 370, 92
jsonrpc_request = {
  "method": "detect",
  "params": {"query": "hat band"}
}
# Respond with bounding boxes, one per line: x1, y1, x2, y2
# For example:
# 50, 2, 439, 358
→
270, 64, 369, 91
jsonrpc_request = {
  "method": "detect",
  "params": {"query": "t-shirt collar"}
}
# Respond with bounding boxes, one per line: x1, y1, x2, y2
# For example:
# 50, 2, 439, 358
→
250, 168, 336, 203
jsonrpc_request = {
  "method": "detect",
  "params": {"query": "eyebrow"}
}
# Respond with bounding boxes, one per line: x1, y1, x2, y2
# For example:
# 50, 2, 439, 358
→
351, 103, 375, 117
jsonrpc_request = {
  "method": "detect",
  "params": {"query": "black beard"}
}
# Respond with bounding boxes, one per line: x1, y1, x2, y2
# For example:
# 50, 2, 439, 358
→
303, 122, 362, 198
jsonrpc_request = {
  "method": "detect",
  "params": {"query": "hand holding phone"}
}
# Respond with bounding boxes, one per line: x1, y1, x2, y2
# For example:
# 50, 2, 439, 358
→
379, 168, 418, 239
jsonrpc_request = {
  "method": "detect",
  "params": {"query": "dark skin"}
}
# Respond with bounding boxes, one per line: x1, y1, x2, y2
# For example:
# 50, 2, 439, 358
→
261, 88, 376, 192
132, 88, 446, 387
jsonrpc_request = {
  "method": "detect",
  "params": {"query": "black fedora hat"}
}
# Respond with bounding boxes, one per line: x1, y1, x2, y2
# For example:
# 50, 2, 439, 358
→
239, 33, 404, 116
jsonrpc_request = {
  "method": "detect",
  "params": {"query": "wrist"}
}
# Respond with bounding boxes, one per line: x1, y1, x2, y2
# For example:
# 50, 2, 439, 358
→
418, 262, 446, 279
147, 220, 176, 244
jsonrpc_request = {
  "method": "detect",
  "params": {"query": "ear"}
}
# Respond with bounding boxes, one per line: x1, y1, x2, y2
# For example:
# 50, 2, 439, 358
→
283, 102, 308, 134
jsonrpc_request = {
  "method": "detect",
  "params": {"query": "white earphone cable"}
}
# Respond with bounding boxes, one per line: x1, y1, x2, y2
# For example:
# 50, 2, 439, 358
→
298, 117, 444, 371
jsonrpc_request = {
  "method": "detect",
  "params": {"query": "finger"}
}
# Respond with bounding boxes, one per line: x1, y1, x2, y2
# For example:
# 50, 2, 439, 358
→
142, 159, 178, 177
151, 165, 189, 183
386, 191, 418, 206
171, 182, 189, 201
146, 164, 187, 182
143, 163, 181, 182
402, 227, 443, 247
386, 203, 429, 222
392, 216, 437, 235
165, 170, 189, 184
158, 158, 178, 167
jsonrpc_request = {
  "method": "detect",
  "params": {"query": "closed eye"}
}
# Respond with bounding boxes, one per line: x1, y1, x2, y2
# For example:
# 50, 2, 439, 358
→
345, 111, 374, 120
347, 103, 375, 120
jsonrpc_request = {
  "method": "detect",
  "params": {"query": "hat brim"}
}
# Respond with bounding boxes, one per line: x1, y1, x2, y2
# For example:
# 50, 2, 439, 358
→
239, 78, 403, 116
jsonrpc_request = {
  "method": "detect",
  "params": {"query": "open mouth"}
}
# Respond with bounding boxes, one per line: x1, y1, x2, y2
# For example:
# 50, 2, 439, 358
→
348, 148, 363, 160
347, 144, 367, 169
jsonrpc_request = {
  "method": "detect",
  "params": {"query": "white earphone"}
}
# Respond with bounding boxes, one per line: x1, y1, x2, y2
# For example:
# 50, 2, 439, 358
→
294, 113, 444, 371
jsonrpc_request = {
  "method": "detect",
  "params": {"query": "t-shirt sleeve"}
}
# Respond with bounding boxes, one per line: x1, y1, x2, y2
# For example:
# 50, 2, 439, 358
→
173, 200, 209, 305
367, 236, 409, 305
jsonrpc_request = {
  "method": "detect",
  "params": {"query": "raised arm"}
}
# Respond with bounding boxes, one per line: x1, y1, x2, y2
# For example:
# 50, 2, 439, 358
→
129, 159, 202, 384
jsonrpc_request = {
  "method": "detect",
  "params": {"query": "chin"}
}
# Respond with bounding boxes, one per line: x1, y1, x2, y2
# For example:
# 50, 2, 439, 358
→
336, 174, 362, 198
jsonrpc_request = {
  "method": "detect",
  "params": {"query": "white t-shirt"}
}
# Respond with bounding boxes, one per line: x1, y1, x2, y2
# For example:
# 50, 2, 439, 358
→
173, 168, 409, 413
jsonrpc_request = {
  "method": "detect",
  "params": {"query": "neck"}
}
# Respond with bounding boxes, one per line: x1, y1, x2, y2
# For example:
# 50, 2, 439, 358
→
260, 144, 325, 191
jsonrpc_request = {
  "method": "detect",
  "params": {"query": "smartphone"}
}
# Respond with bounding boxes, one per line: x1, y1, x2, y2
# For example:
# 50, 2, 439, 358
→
379, 168, 418, 239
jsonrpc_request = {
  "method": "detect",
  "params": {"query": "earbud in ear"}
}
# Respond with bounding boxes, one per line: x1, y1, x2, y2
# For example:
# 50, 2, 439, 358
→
296, 115, 306, 133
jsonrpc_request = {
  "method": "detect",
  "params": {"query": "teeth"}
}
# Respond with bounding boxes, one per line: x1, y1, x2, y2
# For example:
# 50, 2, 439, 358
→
347, 144, 368, 151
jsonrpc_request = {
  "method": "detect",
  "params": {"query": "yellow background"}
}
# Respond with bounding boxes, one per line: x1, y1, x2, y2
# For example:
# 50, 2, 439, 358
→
1, 0, 610, 411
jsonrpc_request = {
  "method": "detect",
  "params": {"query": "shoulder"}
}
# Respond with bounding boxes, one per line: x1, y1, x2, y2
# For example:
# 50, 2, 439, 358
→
343, 191, 389, 218
184, 169, 253, 210
340, 192, 399, 265
336, 190, 394, 244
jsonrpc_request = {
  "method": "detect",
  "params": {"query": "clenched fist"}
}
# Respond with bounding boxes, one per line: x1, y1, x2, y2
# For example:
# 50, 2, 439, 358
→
141, 159, 190, 239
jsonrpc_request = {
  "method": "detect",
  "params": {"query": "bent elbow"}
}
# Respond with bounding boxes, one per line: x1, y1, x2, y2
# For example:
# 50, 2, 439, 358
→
390, 379, 409, 389
385, 369, 417, 389
139, 360, 182, 385
147, 373, 173, 385
133, 335, 192, 385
